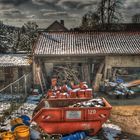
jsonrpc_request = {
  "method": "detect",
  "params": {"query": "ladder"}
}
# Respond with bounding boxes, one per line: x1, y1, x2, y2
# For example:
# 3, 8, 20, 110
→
37, 60, 47, 94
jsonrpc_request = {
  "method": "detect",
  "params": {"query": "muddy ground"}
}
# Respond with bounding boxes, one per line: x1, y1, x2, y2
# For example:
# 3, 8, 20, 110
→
96, 92, 140, 139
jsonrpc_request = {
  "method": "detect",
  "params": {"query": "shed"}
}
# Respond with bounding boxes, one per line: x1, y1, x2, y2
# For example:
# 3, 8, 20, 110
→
0, 54, 32, 89
34, 31, 140, 87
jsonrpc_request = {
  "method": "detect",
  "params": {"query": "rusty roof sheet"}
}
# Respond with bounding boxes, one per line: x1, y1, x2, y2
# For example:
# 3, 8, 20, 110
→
0, 54, 31, 67
35, 32, 140, 56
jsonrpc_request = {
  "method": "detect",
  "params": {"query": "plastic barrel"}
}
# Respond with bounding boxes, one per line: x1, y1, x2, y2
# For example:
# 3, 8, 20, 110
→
77, 90, 85, 98
1, 132, 15, 140
62, 132, 87, 140
14, 125, 30, 140
20, 115, 31, 126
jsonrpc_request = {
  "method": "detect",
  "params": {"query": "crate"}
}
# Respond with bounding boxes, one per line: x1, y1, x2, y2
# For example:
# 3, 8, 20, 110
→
32, 98, 112, 136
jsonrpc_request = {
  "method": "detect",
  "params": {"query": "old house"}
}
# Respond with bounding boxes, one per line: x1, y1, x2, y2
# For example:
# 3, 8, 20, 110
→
33, 31, 140, 88
45, 20, 68, 32
0, 54, 32, 89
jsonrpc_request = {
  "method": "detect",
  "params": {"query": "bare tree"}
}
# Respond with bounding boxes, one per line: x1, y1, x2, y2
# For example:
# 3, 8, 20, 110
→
80, 11, 100, 30
97, 0, 122, 24
132, 14, 140, 23
80, 0, 123, 30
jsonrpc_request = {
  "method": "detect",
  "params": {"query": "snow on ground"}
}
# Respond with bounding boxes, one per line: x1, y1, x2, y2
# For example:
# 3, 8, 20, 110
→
102, 123, 122, 140
0, 94, 42, 131
0, 93, 22, 102
0, 103, 11, 117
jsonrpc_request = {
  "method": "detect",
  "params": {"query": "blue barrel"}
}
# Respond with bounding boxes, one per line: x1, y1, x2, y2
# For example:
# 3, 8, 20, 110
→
62, 132, 87, 140
20, 115, 31, 126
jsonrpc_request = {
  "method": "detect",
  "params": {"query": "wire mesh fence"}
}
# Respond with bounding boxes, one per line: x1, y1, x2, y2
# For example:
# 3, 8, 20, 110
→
0, 73, 32, 123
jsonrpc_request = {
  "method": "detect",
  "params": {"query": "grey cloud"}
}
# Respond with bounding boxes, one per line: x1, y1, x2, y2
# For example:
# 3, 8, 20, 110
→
40, 9, 56, 13
56, 0, 96, 10
58, 1, 80, 10
0, 9, 25, 18
0, 0, 140, 28
26, 15, 36, 18
0, 0, 30, 5
0, 4, 14, 10
32, 0, 58, 5
43, 11, 68, 17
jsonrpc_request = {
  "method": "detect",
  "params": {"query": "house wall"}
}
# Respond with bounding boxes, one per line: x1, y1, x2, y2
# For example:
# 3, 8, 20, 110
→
104, 55, 140, 79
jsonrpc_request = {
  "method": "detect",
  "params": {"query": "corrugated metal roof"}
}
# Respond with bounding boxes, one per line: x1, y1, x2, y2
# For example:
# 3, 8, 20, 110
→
35, 32, 140, 56
0, 54, 31, 67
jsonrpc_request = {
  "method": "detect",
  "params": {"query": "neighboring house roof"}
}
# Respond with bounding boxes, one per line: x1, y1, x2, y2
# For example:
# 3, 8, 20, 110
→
35, 32, 140, 56
0, 54, 31, 67
45, 20, 68, 31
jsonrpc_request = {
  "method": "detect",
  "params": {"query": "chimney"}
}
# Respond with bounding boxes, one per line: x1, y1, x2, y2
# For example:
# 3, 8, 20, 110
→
60, 20, 64, 26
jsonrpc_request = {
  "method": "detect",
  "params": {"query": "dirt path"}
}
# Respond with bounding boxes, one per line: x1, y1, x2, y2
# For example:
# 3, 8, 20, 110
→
110, 106, 140, 136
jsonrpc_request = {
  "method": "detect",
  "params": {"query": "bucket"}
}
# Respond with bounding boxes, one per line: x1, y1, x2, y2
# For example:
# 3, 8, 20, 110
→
77, 90, 85, 98
58, 93, 67, 98
69, 90, 77, 98
85, 89, 93, 98
49, 96, 56, 99
47, 90, 53, 97
56, 91, 60, 98
1, 132, 15, 140
14, 125, 30, 140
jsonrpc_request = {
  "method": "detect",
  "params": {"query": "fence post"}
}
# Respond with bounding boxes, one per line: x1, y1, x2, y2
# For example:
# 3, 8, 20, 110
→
24, 75, 27, 97
10, 84, 13, 98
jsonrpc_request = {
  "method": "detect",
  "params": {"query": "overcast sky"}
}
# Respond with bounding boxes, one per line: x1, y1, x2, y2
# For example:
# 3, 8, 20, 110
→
0, 0, 140, 28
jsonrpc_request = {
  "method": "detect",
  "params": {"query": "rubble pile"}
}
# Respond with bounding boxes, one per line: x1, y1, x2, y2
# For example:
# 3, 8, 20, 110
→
70, 98, 105, 108
102, 123, 122, 139
105, 81, 136, 98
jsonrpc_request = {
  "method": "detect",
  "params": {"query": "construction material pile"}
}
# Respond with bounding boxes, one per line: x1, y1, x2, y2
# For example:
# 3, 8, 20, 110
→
69, 98, 105, 108
47, 81, 93, 99
104, 81, 136, 98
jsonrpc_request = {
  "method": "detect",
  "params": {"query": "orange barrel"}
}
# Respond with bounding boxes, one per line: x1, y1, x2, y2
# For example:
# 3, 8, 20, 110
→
62, 85, 67, 92
77, 90, 85, 98
1, 132, 15, 140
47, 90, 53, 97
85, 89, 93, 98
60, 93, 68, 98
56, 91, 60, 98
58, 93, 68, 98
49, 96, 56, 99
14, 125, 30, 140
68, 90, 77, 98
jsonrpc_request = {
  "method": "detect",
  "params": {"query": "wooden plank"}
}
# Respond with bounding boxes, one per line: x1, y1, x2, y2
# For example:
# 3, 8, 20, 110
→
94, 74, 102, 92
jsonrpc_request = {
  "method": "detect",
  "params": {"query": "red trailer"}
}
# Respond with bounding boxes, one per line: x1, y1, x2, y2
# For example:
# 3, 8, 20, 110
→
32, 98, 112, 136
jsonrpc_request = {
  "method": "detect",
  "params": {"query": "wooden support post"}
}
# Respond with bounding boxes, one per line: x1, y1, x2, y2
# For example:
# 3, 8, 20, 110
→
32, 55, 36, 85
97, 61, 105, 74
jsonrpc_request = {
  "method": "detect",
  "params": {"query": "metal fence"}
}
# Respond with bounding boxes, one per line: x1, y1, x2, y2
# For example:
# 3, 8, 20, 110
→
0, 73, 32, 122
